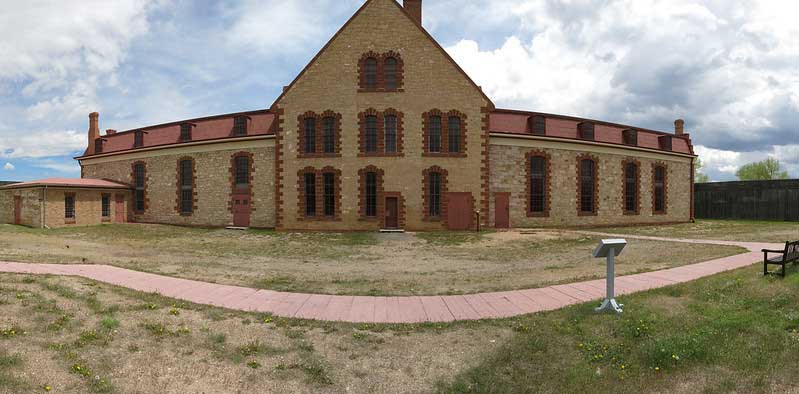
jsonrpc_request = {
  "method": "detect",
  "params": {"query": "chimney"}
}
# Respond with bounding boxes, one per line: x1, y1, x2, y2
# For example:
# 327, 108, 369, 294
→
403, 0, 422, 25
105, 129, 117, 135
674, 119, 685, 135
87, 112, 100, 155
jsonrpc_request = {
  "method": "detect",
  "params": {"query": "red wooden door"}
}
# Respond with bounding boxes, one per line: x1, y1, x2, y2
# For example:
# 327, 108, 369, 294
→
385, 197, 399, 229
232, 193, 251, 227
495, 193, 510, 228
445, 192, 474, 231
115, 194, 125, 223
13, 196, 21, 225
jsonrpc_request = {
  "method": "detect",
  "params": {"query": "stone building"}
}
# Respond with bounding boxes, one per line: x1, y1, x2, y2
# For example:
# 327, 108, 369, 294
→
5, 0, 695, 230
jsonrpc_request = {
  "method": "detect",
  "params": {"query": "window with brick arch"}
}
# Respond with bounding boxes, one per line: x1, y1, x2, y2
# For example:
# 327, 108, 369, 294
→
653, 165, 666, 213
322, 116, 336, 154
384, 57, 398, 90
364, 58, 378, 90
364, 172, 378, 217
529, 156, 547, 214
304, 172, 316, 217
234, 156, 249, 187
428, 172, 442, 217
303, 117, 316, 154
179, 159, 194, 214
448, 116, 461, 153
624, 162, 639, 214
384, 115, 397, 153
579, 159, 596, 214
365, 115, 378, 153
323, 172, 336, 217
428, 116, 442, 153
133, 163, 146, 212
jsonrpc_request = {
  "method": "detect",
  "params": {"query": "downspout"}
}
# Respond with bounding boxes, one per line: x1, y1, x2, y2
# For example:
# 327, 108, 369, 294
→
42, 185, 49, 229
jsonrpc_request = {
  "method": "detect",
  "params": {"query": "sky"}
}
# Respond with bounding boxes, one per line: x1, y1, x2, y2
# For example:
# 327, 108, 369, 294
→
0, 0, 797, 182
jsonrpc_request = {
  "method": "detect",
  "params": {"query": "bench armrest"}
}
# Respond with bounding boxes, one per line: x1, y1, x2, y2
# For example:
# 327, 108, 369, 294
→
762, 249, 785, 253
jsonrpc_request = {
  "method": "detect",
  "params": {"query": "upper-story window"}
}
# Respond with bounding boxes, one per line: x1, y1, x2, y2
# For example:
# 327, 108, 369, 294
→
133, 162, 146, 213
365, 115, 378, 153
94, 138, 103, 154
322, 116, 336, 154
303, 117, 316, 154
653, 164, 667, 214
448, 116, 462, 154
578, 122, 594, 141
180, 123, 192, 142
364, 57, 378, 90
358, 109, 403, 156
134, 131, 144, 148
429, 115, 442, 153
529, 115, 546, 135
578, 156, 597, 215
359, 52, 404, 91
233, 116, 248, 136
384, 115, 397, 153
384, 57, 398, 90
623, 161, 639, 214
299, 111, 341, 157
423, 110, 467, 156
658, 135, 672, 151
622, 129, 637, 146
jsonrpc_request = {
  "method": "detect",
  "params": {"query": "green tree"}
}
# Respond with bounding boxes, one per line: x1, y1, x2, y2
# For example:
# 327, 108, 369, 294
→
694, 157, 710, 183
735, 158, 790, 180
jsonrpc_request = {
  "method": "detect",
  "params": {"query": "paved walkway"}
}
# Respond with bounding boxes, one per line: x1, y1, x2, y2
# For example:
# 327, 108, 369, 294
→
0, 235, 777, 324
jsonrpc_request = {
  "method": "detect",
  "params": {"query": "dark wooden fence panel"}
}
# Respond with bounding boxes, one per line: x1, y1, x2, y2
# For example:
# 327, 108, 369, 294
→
695, 180, 799, 221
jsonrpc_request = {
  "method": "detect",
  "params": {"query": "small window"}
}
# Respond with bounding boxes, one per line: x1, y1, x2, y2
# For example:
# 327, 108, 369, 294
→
304, 117, 316, 154
384, 115, 397, 153
659, 135, 672, 151
530, 116, 546, 135
101, 194, 110, 218
365, 172, 378, 217
304, 172, 316, 217
235, 156, 249, 187
448, 116, 461, 153
234, 116, 248, 136
65, 195, 75, 220
180, 159, 193, 214
622, 129, 637, 146
365, 115, 378, 153
322, 116, 336, 154
578, 123, 594, 140
134, 131, 144, 148
429, 115, 442, 153
364, 58, 378, 90
529, 157, 547, 213
94, 139, 103, 154
384, 57, 398, 90
579, 159, 596, 214
133, 163, 146, 212
323, 172, 335, 217
428, 172, 441, 217
180, 124, 192, 142
624, 162, 638, 213
654, 166, 666, 213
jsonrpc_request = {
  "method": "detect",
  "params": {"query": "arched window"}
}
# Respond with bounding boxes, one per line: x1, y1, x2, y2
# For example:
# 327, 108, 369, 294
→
179, 159, 194, 214
364, 58, 378, 90
579, 158, 597, 214
323, 172, 336, 217
234, 156, 249, 187
429, 115, 442, 153
322, 116, 336, 154
304, 172, 316, 217
365, 172, 378, 217
428, 172, 442, 217
133, 163, 146, 213
448, 116, 461, 153
384, 57, 397, 90
529, 156, 547, 214
365, 115, 378, 153
653, 165, 666, 213
303, 117, 316, 154
384, 115, 397, 153
624, 162, 639, 214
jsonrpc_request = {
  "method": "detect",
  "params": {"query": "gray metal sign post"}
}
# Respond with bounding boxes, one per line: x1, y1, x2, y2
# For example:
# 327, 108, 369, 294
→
592, 239, 627, 314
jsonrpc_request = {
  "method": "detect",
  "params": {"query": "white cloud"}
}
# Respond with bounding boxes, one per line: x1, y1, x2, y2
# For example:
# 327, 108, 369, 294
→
0, 130, 85, 159
695, 144, 799, 181
33, 159, 81, 174
2, 162, 13, 171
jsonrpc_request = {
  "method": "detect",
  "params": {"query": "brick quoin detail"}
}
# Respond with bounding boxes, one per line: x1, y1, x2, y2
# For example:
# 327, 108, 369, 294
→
297, 166, 342, 222
422, 109, 468, 158
480, 105, 493, 227
652, 162, 668, 215
422, 166, 449, 223
272, 107, 286, 229
130, 161, 149, 214
525, 150, 552, 218
229, 152, 255, 213
174, 157, 198, 215
621, 158, 641, 216
357, 165, 385, 221
357, 51, 405, 92
576, 153, 599, 216
297, 111, 342, 158
357, 108, 404, 157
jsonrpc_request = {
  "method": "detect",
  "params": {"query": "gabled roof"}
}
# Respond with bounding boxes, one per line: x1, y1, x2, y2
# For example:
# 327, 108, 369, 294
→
270, 0, 494, 109
0, 178, 131, 190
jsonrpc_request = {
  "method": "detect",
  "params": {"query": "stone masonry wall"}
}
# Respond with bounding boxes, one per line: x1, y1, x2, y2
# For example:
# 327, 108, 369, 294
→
0, 188, 42, 227
42, 188, 131, 228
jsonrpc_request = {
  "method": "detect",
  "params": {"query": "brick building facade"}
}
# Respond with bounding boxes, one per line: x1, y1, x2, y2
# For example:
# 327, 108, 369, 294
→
7, 0, 695, 230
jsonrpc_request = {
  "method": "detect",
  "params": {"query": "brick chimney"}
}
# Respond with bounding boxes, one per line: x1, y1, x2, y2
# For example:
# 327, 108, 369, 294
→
105, 129, 116, 135
674, 119, 685, 136
403, 0, 422, 25
87, 112, 100, 155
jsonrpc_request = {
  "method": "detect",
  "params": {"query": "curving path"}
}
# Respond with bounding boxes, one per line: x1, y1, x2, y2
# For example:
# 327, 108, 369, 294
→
0, 235, 778, 324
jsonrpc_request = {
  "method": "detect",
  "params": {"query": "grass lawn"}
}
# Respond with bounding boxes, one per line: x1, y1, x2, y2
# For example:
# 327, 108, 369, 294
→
0, 224, 745, 296
595, 219, 799, 243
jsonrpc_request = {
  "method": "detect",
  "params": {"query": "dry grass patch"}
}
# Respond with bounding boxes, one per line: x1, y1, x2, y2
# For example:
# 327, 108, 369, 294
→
595, 219, 799, 243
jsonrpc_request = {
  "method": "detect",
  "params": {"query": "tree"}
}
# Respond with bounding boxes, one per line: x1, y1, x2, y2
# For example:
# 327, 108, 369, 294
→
694, 157, 710, 183
735, 158, 790, 181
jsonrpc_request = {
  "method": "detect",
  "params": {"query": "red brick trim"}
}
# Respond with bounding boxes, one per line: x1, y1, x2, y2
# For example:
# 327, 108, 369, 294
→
357, 165, 385, 221
175, 157, 198, 216
382, 191, 406, 229
131, 161, 149, 214
525, 150, 552, 217
229, 151, 255, 213
297, 111, 342, 158
480, 105, 493, 228
652, 162, 668, 215
422, 166, 449, 222
356, 108, 404, 157
357, 51, 405, 92
422, 109, 467, 157
297, 166, 342, 221
621, 158, 641, 215
576, 154, 599, 216
273, 107, 285, 229
383, 108, 404, 156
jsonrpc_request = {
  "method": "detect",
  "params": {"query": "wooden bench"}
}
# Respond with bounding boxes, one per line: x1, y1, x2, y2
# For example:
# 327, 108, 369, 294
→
763, 241, 799, 277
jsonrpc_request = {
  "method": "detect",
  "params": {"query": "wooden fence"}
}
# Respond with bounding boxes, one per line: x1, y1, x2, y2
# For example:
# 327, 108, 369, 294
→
695, 180, 799, 221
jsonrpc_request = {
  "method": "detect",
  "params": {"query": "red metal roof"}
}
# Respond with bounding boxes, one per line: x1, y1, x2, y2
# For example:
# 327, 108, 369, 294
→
0, 178, 131, 190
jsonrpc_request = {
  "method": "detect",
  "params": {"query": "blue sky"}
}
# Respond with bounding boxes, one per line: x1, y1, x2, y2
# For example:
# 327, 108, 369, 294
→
1, 0, 797, 182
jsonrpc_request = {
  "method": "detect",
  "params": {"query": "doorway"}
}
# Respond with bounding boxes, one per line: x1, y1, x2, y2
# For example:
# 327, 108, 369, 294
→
445, 192, 474, 231
384, 196, 399, 229
232, 193, 251, 227
115, 194, 126, 223
13, 196, 21, 225
494, 193, 510, 228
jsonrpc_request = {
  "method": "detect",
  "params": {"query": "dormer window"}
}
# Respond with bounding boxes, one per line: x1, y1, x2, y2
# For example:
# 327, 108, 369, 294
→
659, 135, 672, 151
622, 129, 637, 146
578, 122, 594, 140
233, 116, 248, 136
180, 123, 192, 142
529, 115, 546, 135
94, 138, 103, 154
134, 131, 144, 148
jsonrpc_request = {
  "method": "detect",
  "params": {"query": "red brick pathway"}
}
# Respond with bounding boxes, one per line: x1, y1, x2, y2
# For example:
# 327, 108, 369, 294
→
0, 235, 777, 323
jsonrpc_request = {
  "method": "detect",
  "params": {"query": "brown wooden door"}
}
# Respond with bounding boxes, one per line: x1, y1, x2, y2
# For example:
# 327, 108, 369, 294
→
13, 196, 21, 225
115, 194, 125, 223
445, 192, 474, 231
232, 193, 251, 227
385, 197, 399, 229
495, 193, 510, 228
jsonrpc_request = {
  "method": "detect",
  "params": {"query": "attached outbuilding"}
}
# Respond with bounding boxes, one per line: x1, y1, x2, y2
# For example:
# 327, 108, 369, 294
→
0, 178, 132, 228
